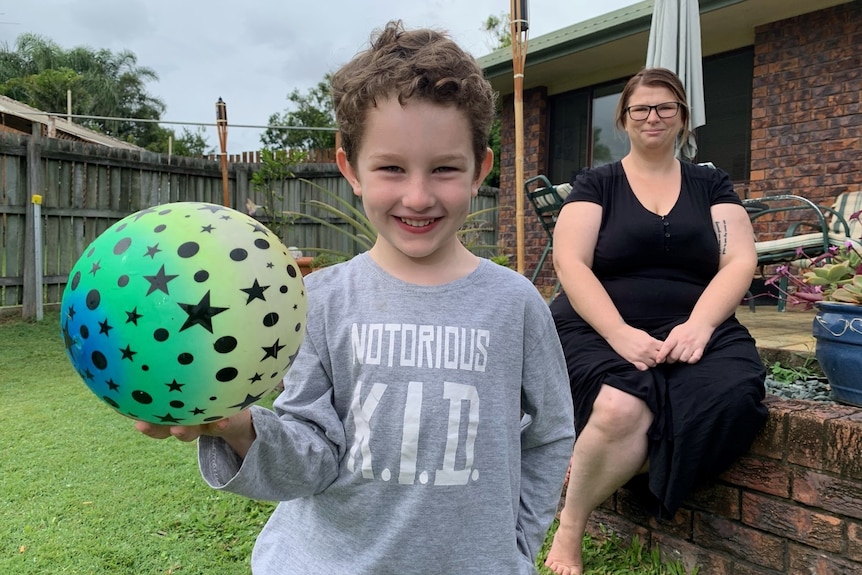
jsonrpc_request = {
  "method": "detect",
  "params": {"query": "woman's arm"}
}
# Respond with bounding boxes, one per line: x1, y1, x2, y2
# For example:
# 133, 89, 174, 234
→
553, 201, 663, 371
657, 202, 757, 363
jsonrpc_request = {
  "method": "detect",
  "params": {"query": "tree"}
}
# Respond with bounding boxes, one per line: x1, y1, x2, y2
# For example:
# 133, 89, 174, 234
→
261, 73, 336, 151
482, 13, 511, 51
0, 33, 171, 149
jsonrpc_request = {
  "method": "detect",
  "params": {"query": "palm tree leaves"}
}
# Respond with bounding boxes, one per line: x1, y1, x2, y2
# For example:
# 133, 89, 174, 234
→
0, 32, 165, 145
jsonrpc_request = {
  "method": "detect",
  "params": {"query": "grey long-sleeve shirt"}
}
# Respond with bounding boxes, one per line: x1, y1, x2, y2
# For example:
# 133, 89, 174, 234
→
198, 253, 575, 575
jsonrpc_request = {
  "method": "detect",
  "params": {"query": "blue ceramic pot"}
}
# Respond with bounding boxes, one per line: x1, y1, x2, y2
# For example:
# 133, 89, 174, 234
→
813, 301, 862, 407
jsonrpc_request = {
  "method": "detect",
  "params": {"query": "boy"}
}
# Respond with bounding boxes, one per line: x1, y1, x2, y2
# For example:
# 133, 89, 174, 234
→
137, 20, 574, 575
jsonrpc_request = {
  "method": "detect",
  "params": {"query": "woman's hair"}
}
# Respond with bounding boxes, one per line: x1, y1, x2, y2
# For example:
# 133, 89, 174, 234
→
331, 20, 496, 176
614, 67, 690, 146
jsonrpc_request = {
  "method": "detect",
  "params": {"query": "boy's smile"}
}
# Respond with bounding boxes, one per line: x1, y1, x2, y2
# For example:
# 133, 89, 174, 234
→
337, 97, 493, 283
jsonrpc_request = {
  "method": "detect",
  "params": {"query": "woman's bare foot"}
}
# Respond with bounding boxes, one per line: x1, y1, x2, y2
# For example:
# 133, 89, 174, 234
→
544, 523, 584, 575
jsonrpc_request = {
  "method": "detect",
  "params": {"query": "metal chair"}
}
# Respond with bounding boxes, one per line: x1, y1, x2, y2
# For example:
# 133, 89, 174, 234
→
524, 175, 569, 299
743, 193, 859, 311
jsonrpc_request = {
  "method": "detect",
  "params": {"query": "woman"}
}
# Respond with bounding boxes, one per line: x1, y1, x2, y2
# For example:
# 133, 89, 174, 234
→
544, 68, 767, 575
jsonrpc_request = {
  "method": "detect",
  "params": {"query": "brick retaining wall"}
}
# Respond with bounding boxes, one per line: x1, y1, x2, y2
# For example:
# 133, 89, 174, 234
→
581, 395, 862, 574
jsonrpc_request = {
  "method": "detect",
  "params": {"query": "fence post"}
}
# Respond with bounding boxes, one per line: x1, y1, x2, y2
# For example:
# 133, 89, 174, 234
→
22, 126, 44, 320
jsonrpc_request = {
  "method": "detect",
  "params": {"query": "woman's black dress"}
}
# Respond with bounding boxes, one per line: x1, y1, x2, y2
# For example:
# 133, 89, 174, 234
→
550, 160, 767, 516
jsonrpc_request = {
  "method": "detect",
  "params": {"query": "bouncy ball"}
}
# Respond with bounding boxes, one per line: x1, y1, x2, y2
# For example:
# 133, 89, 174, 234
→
60, 202, 307, 425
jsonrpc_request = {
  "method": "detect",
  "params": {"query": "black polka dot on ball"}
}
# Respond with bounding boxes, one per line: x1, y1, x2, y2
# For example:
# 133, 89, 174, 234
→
154, 224, 166, 233
204, 416, 222, 422
113, 237, 132, 255
216, 367, 238, 382
178, 352, 194, 365
230, 248, 248, 262
287, 265, 297, 278
71, 271, 81, 290
103, 396, 119, 408
86, 289, 100, 310
154, 328, 169, 342
79, 325, 89, 339
118, 275, 129, 287
254, 238, 270, 250
178, 242, 200, 258
91, 351, 107, 370
194, 270, 209, 282
263, 312, 279, 327
132, 390, 153, 404
214, 336, 237, 353
170, 400, 184, 408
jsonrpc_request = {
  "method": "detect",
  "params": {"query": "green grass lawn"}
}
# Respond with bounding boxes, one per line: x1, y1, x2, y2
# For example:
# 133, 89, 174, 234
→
1, 311, 694, 574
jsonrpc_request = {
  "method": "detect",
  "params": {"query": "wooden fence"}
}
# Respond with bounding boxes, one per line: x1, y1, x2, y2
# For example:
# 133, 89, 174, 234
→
0, 132, 499, 316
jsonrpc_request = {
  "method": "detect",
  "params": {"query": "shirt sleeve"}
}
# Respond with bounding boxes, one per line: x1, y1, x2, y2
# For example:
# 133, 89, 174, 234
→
514, 297, 576, 562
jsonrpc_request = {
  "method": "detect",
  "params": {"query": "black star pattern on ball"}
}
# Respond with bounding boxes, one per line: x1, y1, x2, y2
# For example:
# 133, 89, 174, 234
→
120, 344, 137, 361
62, 322, 74, 351
190, 407, 206, 415
198, 205, 226, 214
241, 279, 269, 304
106, 379, 120, 391
220, 215, 231, 221
98, 318, 113, 336
144, 244, 162, 258
229, 390, 267, 410
165, 380, 185, 392
144, 264, 179, 296
132, 207, 158, 221
266, 262, 274, 269
83, 368, 94, 380
177, 291, 228, 333
89, 260, 102, 275
261, 338, 286, 361
155, 413, 184, 423
126, 307, 143, 325
248, 372, 263, 384
66, 305, 76, 321
200, 224, 215, 233
247, 221, 269, 234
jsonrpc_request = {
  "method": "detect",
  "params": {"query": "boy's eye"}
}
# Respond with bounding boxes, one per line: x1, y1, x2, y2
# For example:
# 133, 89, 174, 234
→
380, 166, 403, 173
433, 166, 457, 173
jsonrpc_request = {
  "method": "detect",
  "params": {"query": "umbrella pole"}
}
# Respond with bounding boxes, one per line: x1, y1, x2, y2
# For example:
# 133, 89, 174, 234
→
216, 98, 229, 207
510, 0, 529, 274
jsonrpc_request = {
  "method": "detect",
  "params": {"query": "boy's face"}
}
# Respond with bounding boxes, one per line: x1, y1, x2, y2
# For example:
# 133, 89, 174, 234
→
337, 97, 493, 271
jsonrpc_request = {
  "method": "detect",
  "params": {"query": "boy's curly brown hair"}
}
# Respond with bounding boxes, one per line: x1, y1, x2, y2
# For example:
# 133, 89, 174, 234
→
332, 20, 496, 177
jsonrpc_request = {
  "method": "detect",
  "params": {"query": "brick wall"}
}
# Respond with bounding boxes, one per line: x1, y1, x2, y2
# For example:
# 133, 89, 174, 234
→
498, 86, 554, 291
749, 1, 862, 239
582, 396, 862, 574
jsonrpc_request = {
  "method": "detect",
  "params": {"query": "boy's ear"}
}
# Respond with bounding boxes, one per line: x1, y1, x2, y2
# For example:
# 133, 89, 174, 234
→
336, 148, 362, 197
473, 147, 494, 193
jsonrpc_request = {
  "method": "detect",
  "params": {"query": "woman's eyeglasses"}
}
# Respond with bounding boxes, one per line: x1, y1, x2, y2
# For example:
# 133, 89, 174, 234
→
625, 102, 684, 121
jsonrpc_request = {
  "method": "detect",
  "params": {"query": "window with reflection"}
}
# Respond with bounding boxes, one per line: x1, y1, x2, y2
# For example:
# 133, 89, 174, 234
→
547, 47, 753, 183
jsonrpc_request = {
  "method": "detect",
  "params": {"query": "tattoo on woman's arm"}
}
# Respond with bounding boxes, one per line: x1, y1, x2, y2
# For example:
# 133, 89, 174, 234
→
714, 220, 728, 255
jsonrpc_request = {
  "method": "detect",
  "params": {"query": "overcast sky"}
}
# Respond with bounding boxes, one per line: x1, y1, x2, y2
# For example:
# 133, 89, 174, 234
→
2, 0, 640, 153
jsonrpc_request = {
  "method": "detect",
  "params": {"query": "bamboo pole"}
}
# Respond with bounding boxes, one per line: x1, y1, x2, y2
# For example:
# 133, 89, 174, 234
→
510, 0, 529, 274
216, 97, 229, 207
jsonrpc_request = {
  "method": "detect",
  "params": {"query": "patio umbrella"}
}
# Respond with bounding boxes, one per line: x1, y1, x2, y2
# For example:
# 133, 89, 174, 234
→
645, 0, 705, 160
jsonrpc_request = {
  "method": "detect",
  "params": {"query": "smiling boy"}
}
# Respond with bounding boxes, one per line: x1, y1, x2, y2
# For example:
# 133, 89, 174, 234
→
137, 20, 574, 575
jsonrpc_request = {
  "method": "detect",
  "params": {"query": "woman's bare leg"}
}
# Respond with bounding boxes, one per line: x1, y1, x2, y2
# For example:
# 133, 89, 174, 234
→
545, 385, 653, 575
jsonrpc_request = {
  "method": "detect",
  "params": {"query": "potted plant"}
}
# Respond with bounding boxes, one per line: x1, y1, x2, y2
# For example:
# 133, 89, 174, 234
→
766, 223, 862, 406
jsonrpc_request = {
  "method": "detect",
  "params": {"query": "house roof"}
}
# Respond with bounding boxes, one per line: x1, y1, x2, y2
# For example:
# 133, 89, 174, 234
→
479, 0, 854, 96
0, 94, 143, 150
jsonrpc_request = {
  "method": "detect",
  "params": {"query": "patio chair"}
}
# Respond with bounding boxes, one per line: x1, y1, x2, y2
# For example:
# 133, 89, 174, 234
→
524, 175, 570, 299
743, 191, 861, 311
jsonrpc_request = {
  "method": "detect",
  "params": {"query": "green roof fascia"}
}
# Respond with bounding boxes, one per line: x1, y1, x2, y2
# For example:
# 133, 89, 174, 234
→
478, 0, 747, 80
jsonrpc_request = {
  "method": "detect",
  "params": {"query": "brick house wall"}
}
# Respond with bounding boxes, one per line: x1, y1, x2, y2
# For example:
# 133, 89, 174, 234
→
497, 2, 862, 290
749, 1, 862, 239
580, 396, 862, 574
